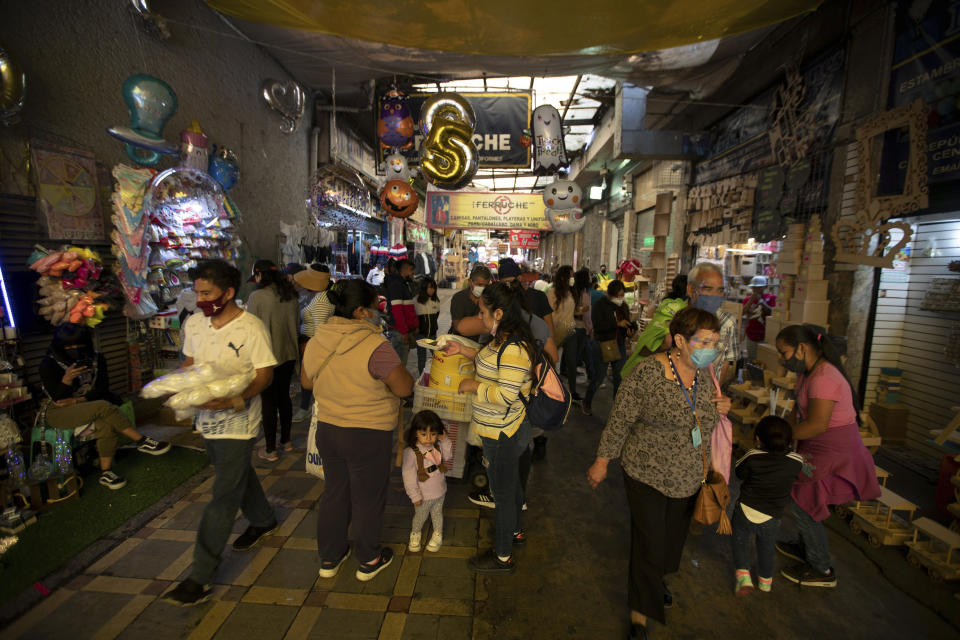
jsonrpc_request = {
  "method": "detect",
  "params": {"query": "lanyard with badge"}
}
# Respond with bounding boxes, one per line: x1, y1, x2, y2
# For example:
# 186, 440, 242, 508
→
668, 353, 702, 449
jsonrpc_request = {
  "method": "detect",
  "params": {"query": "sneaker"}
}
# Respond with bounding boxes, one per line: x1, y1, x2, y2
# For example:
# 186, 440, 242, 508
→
780, 563, 837, 588
318, 546, 351, 579
281, 441, 295, 452
468, 488, 496, 509
292, 407, 310, 422
231, 522, 277, 551
775, 541, 805, 563
522, 502, 528, 512
426, 531, 443, 552
163, 579, 212, 606
258, 448, 279, 462
581, 403, 593, 416
99, 470, 127, 490
468, 548, 515, 575
356, 547, 394, 582
137, 437, 171, 456
758, 576, 773, 593
408, 532, 422, 553
512, 530, 527, 546
735, 570, 754, 595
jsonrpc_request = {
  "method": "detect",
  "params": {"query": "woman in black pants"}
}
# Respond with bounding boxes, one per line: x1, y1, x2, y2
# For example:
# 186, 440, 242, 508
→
588, 307, 731, 639
247, 259, 300, 461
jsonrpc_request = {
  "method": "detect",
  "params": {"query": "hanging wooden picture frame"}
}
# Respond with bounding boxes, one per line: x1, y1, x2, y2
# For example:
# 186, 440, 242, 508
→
854, 98, 928, 216
832, 99, 927, 268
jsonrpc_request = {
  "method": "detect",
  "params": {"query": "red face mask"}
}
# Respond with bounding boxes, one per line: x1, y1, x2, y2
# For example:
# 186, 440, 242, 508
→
196, 294, 227, 317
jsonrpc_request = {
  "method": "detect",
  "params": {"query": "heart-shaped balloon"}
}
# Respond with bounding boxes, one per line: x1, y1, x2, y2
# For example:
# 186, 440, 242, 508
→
262, 79, 305, 134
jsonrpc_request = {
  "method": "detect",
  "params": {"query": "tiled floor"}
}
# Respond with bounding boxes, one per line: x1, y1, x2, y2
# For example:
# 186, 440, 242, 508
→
4, 440, 484, 640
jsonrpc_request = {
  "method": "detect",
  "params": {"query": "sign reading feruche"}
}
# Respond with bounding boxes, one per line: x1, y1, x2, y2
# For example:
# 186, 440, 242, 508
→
425, 190, 550, 230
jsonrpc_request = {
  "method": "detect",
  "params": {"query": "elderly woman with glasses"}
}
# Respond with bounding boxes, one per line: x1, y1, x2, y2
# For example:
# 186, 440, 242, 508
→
588, 307, 732, 639
686, 263, 739, 385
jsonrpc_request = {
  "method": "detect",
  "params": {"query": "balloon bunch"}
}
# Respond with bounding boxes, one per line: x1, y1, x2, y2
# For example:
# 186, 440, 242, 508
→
30, 246, 116, 327
374, 90, 479, 219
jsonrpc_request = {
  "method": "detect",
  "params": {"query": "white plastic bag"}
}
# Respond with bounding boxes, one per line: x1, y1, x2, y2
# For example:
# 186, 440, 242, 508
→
305, 402, 324, 480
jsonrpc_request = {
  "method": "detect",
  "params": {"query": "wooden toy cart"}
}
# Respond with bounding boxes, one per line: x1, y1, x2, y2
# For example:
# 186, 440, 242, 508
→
848, 486, 917, 548
906, 517, 960, 582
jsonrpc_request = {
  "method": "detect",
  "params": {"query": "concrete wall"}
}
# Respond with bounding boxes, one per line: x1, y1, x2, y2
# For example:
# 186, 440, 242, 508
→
0, 0, 311, 271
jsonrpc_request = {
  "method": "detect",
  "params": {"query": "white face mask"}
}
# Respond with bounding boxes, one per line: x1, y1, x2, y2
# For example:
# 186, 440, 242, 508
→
471, 285, 484, 298
612, 297, 625, 306
569, 277, 575, 286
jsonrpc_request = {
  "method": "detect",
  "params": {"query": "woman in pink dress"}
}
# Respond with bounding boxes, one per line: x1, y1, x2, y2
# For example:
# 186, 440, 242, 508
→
773, 325, 880, 588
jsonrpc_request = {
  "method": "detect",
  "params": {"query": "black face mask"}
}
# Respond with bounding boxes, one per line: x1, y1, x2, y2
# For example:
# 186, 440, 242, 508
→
783, 347, 806, 373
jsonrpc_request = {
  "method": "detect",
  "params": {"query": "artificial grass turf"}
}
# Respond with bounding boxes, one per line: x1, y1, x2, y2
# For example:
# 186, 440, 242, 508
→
0, 445, 209, 603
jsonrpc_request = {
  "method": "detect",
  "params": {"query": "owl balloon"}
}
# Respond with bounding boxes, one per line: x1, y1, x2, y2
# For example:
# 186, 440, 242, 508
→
377, 89, 415, 150
532, 104, 569, 176
542, 176, 582, 210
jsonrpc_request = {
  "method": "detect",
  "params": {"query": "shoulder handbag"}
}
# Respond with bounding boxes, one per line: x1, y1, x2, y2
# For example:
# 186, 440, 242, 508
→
692, 367, 732, 535
707, 364, 733, 484
305, 348, 336, 480
599, 339, 621, 362
693, 439, 732, 534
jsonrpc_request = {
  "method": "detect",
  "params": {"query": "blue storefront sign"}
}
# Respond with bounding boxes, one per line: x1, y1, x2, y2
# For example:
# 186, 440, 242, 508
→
885, 0, 960, 186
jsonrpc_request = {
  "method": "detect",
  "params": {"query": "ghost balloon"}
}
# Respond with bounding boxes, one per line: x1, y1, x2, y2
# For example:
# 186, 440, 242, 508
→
384, 153, 410, 182
532, 104, 569, 176
542, 176, 582, 210
546, 207, 585, 234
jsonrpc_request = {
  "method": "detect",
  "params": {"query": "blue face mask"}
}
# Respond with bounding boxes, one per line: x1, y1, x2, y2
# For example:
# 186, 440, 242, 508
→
694, 294, 723, 314
690, 348, 717, 368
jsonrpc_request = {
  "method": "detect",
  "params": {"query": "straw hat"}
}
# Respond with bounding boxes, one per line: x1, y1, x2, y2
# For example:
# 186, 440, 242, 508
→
294, 265, 330, 291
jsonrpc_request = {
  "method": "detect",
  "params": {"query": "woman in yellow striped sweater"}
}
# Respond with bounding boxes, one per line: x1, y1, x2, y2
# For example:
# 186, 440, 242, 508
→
442, 282, 539, 575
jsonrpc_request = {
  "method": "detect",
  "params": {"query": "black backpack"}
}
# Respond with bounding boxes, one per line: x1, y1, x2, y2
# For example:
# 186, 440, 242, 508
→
496, 338, 572, 431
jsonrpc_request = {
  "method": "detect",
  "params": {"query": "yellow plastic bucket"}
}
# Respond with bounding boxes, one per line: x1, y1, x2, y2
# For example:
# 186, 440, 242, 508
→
428, 351, 475, 392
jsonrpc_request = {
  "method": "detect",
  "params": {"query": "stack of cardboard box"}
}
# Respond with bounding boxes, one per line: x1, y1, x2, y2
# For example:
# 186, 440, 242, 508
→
763, 223, 804, 345
789, 215, 829, 328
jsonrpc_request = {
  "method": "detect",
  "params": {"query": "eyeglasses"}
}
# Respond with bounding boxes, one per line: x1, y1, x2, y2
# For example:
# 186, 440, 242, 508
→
690, 337, 725, 349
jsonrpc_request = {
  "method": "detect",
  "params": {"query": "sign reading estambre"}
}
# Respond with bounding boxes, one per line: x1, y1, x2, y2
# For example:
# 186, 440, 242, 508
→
426, 190, 549, 230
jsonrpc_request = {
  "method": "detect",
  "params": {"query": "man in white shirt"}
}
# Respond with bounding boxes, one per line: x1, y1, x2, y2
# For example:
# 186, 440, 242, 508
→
366, 265, 385, 286
165, 260, 278, 606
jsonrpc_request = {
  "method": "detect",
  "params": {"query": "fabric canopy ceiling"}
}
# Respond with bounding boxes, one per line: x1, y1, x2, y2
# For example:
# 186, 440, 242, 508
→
208, 0, 822, 58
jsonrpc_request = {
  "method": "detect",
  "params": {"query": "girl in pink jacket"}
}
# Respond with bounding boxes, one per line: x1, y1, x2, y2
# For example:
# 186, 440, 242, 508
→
402, 411, 454, 552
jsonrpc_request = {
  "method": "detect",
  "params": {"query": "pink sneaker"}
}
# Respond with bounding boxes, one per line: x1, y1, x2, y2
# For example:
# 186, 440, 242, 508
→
258, 448, 279, 462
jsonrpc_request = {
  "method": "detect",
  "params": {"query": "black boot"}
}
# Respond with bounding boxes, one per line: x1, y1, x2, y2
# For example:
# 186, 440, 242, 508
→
532, 435, 547, 461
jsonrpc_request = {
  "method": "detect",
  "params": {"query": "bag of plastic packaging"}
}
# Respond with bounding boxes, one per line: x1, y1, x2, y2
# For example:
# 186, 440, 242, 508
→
142, 363, 231, 399
207, 370, 255, 398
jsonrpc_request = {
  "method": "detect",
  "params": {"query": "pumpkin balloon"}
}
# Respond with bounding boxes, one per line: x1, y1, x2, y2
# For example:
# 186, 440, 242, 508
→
379, 179, 419, 218
377, 89, 415, 150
